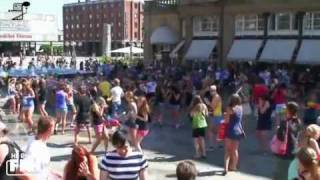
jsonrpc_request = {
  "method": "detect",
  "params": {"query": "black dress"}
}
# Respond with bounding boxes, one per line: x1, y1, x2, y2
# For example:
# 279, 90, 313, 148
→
75, 95, 91, 125
257, 104, 272, 130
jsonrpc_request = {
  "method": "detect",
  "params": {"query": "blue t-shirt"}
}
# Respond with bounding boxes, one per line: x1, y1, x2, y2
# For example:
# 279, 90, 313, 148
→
55, 90, 67, 109
22, 95, 34, 108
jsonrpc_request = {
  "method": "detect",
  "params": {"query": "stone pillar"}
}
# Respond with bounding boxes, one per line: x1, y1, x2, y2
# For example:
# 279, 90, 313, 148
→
221, 13, 235, 67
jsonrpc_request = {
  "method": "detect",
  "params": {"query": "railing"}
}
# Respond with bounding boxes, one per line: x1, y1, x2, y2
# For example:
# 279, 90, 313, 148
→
145, 0, 180, 12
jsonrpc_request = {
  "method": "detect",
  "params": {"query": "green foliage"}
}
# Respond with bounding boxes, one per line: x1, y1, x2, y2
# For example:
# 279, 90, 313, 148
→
39, 45, 63, 55
99, 56, 111, 64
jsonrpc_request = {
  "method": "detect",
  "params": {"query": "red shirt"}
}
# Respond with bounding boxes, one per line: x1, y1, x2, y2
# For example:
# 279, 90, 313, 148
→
253, 84, 269, 104
273, 88, 286, 104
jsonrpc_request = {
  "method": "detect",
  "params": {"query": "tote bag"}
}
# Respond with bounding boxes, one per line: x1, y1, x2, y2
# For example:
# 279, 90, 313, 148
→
270, 121, 288, 156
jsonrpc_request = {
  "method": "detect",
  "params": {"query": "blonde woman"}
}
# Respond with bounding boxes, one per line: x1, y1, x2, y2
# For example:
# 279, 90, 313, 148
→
190, 95, 208, 159
224, 94, 244, 174
297, 147, 320, 180
305, 124, 320, 157
91, 97, 108, 153
21, 80, 35, 134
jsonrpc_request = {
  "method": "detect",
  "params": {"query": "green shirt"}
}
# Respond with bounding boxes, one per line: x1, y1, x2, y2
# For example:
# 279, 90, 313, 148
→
192, 112, 208, 129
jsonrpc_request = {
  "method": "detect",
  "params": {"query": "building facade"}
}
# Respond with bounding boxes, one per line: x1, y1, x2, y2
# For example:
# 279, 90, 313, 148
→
63, 0, 144, 56
144, 0, 320, 66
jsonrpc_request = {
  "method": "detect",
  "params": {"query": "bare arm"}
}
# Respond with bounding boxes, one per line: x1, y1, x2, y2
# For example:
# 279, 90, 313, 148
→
100, 171, 109, 180
259, 101, 270, 114
136, 113, 148, 122
310, 139, 320, 156
0, 144, 8, 167
224, 107, 233, 124
139, 168, 147, 180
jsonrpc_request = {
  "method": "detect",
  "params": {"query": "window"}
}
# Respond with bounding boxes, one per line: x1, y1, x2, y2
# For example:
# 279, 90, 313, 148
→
82, 24, 86, 28
104, 14, 107, 18
71, 34, 74, 38
111, 3, 114, 8
89, 14, 92, 19
65, 34, 69, 38
193, 16, 219, 36
304, 12, 320, 31
82, 33, 86, 37
134, 22, 138, 27
97, 23, 100, 28
119, 12, 122, 18
96, 14, 100, 19
269, 13, 298, 32
82, 6, 86, 11
96, 5, 99, 10
118, 22, 121, 27
90, 24, 93, 28
134, 3, 138, 9
134, 32, 138, 38
76, 16, 79, 20
71, 24, 74, 29
89, 33, 92, 37
235, 14, 264, 33
71, 16, 74, 20
65, 24, 69, 29
65, 16, 69, 21
76, 24, 79, 29
103, 4, 107, 9
134, 13, 138, 19
97, 33, 100, 38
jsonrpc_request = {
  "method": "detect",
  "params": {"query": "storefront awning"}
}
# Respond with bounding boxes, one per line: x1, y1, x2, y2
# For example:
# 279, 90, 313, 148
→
259, 39, 297, 63
185, 40, 217, 61
169, 40, 185, 58
296, 40, 320, 65
227, 39, 263, 62
150, 26, 178, 45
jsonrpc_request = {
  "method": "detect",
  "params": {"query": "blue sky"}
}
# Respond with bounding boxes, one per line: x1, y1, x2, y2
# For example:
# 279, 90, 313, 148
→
0, 0, 79, 29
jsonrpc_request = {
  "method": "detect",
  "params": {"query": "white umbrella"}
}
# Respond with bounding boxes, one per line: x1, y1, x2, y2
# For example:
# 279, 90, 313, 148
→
111, 46, 144, 54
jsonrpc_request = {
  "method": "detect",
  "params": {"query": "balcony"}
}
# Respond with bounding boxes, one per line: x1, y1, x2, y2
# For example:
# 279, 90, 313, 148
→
145, 0, 180, 12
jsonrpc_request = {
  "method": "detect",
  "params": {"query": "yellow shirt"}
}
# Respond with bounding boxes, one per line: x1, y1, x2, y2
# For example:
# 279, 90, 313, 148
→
99, 81, 111, 97
213, 101, 222, 117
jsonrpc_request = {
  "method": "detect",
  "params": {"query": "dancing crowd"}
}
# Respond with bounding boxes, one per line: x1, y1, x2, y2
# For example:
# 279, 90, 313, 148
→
0, 61, 320, 180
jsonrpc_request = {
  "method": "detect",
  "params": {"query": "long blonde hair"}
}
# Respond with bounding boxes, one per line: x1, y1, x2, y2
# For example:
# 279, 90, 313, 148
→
306, 124, 320, 139
297, 147, 320, 180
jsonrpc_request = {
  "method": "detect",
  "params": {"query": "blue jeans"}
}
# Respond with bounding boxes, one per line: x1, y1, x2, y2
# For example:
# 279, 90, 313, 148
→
111, 102, 122, 118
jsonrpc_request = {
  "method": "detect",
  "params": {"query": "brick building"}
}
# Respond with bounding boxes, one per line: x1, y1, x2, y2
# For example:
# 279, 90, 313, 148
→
144, 0, 320, 66
63, 0, 144, 56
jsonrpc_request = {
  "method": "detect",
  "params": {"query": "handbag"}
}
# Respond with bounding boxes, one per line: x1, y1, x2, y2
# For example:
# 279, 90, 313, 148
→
217, 121, 228, 141
270, 121, 289, 155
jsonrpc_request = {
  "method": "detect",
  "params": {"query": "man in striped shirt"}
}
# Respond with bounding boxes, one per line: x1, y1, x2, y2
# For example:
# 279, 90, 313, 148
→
99, 130, 148, 180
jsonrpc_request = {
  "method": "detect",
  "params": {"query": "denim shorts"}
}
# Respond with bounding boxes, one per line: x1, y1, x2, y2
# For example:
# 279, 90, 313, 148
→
56, 107, 68, 114
212, 116, 223, 126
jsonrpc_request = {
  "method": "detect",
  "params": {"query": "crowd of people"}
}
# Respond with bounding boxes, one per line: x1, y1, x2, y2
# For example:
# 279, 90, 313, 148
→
0, 60, 319, 179
0, 55, 99, 72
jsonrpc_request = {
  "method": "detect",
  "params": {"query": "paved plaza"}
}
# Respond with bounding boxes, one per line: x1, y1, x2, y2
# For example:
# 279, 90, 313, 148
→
1, 95, 281, 180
